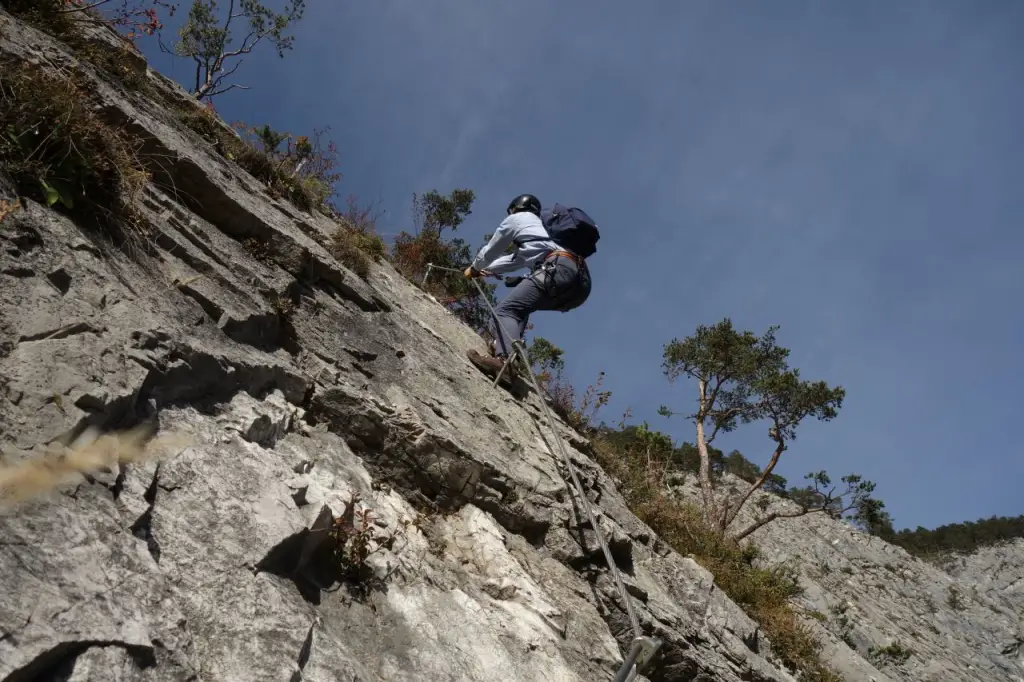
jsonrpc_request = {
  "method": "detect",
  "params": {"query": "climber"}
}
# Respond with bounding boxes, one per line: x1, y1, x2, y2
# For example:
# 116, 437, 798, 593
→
463, 193, 598, 382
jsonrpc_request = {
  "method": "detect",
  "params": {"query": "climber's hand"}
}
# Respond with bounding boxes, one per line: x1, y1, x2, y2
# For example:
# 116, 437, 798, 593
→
464, 266, 482, 279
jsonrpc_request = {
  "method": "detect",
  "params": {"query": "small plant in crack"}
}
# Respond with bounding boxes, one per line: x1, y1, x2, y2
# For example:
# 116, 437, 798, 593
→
868, 641, 913, 666
806, 609, 827, 622
947, 585, 964, 611
268, 292, 295, 318
829, 602, 855, 647
243, 236, 274, 263
266, 291, 301, 354
326, 491, 414, 599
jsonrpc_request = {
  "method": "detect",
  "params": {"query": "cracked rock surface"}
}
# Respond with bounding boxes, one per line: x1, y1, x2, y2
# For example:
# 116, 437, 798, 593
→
2, 11, 1022, 682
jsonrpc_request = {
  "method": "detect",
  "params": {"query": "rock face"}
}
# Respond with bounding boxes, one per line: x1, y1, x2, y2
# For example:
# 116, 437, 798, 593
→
0, 11, 1022, 682
671, 477, 1024, 682
946, 538, 1024, 615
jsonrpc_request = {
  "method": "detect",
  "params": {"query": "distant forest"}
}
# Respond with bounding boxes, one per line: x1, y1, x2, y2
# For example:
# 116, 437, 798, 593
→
874, 515, 1024, 558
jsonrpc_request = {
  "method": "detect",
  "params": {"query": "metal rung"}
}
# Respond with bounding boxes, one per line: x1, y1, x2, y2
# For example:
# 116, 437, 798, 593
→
612, 637, 662, 682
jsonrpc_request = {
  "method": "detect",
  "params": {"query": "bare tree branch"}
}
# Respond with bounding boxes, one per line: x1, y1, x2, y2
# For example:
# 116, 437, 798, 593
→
733, 498, 858, 541
721, 424, 785, 531
193, 57, 203, 94
157, 32, 176, 54
203, 82, 250, 97
199, 59, 244, 97
705, 406, 744, 444
171, 0, 305, 101
217, 0, 237, 64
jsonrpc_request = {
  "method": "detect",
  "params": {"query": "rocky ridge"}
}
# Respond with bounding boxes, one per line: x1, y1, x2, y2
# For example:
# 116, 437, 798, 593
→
1, 10, 1022, 682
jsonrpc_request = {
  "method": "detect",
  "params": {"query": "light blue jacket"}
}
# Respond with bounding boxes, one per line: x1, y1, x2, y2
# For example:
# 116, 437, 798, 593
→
470, 212, 560, 275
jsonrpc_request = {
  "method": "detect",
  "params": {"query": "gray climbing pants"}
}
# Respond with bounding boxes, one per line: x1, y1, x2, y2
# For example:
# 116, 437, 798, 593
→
491, 253, 591, 357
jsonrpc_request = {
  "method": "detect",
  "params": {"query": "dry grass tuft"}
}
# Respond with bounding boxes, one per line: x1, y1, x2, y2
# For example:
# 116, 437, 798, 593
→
328, 224, 385, 280
0, 59, 150, 240
4, 0, 152, 93
0, 198, 22, 224
176, 107, 330, 214
0, 423, 192, 508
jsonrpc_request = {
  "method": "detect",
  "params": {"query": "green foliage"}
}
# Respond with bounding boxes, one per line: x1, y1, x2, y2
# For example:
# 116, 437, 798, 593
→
414, 188, 474, 232
763, 472, 789, 495
782, 472, 883, 523
0, 59, 149, 239
659, 318, 854, 538
595, 423, 676, 480
252, 123, 287, 154
722, 449, 760, 481
170, 0, 306, 100
331, 194, 386, 263
527, 336, 565, 385
661, 319, 845, 443
234, 122, 340, 210
596, 429, 793, 496
391, 188, 499, 330
851, 496, 895, 538
610, 417, 885, 541
829, 603, 856, 646
329, 225, 376, 279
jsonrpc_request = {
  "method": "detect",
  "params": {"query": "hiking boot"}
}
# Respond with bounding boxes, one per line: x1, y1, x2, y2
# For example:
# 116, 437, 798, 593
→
467, 349, 513, 385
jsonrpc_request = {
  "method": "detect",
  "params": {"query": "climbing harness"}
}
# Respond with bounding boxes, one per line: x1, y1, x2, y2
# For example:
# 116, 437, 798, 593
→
422, 263, 662, 682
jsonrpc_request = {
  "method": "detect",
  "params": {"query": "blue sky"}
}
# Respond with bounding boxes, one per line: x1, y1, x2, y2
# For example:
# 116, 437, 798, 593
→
139, 1, 1024, 532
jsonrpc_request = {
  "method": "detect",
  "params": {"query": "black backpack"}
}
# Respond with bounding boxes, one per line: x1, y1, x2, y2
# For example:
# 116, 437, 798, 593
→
517, 203, 600, 258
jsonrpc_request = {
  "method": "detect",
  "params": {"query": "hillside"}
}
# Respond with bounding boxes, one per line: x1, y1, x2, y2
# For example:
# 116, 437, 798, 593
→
669, 475, 1023, 681
1, 7, 1022, 682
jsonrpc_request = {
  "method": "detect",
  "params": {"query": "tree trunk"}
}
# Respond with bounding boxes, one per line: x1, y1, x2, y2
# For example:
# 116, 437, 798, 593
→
694, 378, 718, 526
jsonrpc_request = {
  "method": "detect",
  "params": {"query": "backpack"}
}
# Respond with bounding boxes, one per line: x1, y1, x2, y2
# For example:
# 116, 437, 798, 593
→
516, 203, 600, 258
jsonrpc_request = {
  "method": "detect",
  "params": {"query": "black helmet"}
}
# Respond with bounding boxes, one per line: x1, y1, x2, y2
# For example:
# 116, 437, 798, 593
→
507, 194, 542, 216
